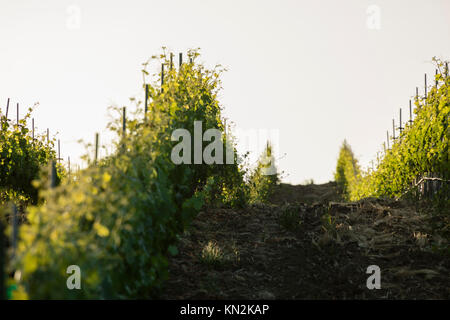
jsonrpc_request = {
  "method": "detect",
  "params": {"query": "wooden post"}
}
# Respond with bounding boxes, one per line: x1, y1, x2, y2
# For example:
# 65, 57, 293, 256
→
423, 175, 427, 197
429, 173, 433, 196
161, 63, 164, 93
438, 173, 442, 195
424, 73, 427, 99
179, 52, 182, 68
121, 107, 126, 150
0, 218, 5, 300
50, 160, 57, 188
409, 100, 413, 124
392, 119, 396, 140
434, 173, 437, 194
434, 174, 438, 195
432, 173, 436, 195
170, 53, 173, 70
95, 133, 99, 164
428, 172, 431, 197
386, 130, 390, 149
47, 128, 49, 144
416, 177, 420, 199
16, 103, 19, 125
412, 177, 416, 198
435, 69, 438, 87
417, 176, 421, 198
423, 174, 426, 198
420, 174, 424, 198
429, 174, 433, 196
32, 118, 35, 140
416, 87, 419, 101
5, 98, 9, 119
122, 107, 126, 136
399, 108, 403, 136
144, 84, 149, 115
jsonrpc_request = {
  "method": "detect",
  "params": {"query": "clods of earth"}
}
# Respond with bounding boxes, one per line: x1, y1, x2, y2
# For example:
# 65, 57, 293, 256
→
160, 183, 450, 299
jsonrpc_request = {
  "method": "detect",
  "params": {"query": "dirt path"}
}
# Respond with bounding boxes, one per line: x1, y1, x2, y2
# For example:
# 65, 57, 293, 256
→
160, 183, 450, 299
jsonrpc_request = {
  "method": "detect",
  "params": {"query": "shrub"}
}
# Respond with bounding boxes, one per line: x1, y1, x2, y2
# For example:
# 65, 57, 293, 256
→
144, 49, 248, 207
334, 140, 361, 200
200, 241, 225, 266
248, 141, 279, 203
13, 118, 203, 298
12, 49, 247, 299
348, 58, 449, 202
0, 106, 58, 205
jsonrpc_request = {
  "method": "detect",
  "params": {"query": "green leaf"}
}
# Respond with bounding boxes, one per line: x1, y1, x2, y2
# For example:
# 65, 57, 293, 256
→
168, 245, 178, 256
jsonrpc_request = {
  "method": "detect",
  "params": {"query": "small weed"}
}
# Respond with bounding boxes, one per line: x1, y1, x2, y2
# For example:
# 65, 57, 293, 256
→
279, 206, 302, 231
199, 240, 241, 268
200, 241, 225, 266
321, 210, 336, 233
230, 240, 241, 264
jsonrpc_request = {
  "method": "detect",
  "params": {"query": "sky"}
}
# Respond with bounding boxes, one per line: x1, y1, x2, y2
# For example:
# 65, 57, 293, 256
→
0, 0, 449, 184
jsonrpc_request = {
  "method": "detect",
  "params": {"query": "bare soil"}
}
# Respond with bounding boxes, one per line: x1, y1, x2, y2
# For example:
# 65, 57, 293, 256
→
160, 183, 450, 299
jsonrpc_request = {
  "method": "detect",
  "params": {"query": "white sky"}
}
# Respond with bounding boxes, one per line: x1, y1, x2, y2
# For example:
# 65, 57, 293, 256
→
1, 0, 449, 184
